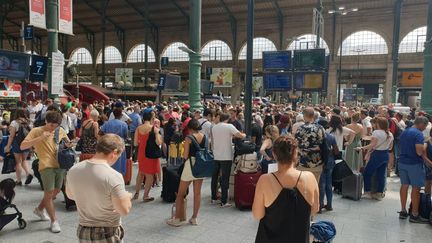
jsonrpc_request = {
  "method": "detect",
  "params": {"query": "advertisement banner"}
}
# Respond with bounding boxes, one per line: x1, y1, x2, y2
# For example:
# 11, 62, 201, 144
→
210, 68, 233, 87
115, 68, 133, 83
58, 0, 73, 35
400, 71, 423, 87
29, 0, 46, 29
51, 51, 64, 95
252, 76, 263, 92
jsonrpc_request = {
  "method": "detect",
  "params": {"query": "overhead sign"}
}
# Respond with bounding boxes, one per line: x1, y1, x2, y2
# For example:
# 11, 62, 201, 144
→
0, 91, 21, 98
51, 51, 64, 95
201, 80, 214, 94
158, 74, 181, 91
263, 72, 292, 91
252, 76, 263, 92
58, 0, 73, 35
210, 67, 232, 87
294, 73, 324, 90
24, 25, 34, 40
262, 51, 291, 70
29, 55, 49, 82
29, 0, 46, 29
0, 50, 31, 80
161, 57, 169, 67
400, 71, 423, 87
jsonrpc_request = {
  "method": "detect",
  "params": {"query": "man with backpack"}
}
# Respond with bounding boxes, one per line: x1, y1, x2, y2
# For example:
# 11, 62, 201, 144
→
20, 111, 70, 233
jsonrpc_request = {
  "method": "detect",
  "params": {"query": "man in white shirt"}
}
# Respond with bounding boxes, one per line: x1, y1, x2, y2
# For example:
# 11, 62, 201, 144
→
196, 109, 213, 142
210, 112, 245, 208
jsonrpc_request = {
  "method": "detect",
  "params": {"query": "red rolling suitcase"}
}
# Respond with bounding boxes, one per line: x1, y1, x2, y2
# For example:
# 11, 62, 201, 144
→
123, 159, 132, 185
234, 171, 262, 209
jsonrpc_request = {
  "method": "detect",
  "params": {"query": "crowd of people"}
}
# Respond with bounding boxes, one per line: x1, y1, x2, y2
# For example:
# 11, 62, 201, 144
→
1, 97, 432, 242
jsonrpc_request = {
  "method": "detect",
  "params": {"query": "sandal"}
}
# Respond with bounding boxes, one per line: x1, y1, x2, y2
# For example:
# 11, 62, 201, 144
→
132, 193, 139, 200
166, 218, 184, 227
189, 218, 198, 225
143, 197, 154, 203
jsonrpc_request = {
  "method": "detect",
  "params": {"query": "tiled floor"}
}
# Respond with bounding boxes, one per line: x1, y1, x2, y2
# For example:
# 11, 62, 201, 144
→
1, 164, 431, 243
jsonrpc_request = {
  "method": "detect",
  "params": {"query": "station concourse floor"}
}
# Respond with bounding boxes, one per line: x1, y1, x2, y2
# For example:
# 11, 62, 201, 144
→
0, 162, 431, 243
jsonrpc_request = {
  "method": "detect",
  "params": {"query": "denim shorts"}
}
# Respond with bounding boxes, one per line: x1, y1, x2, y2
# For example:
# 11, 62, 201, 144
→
399, 163, 425, 187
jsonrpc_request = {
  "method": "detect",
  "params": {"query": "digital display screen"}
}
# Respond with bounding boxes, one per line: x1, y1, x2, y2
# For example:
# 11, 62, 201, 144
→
201, 80, 214, 94
158, 74, 181, 91
293, 49, 326, 70
263, 72, 292, 91
294, 73, 324, 90
262, 51, 291, 70
0, 50, 30, 80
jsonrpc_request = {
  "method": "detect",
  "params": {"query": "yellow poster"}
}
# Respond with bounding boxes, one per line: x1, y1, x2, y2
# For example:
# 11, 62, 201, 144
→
210, 68, 233, 87
304, 74, 323, 89
400, 72, 423, 87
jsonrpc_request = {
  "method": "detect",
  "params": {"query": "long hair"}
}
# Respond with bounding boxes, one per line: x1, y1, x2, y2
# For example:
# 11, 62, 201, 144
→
376, 116, 390, 138
265, 125, 280, 142
329, 115, 343, 134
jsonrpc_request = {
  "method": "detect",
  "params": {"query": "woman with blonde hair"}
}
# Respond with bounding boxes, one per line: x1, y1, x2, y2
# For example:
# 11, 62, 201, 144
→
260, 125, 280, 173
345, 112, 365, 171
357, 116, 393, 200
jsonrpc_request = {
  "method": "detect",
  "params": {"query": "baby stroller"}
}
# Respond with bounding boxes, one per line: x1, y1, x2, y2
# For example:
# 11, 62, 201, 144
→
0, 179, 26, 230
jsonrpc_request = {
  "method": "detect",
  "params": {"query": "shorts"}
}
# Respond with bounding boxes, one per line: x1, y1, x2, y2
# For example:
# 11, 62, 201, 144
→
40, 168, 66, 192
11, 139, 30, 154
425, 165, 432, 181
181, 157, 204, 182
399, 163, 425, 187
77, 225, 124, 243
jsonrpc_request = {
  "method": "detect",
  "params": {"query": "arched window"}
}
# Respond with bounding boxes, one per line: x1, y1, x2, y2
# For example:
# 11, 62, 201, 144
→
96, 46, 122, 64
126, 44, 156, 63
70, 48, 92, 64
25, 50, 39, 55
239, 37, 277, 60
161, 42, 189, 62
201, 40, 232, 61
399, 26, 427, 53
287, 34, 330, 55
338, 31, 388, 56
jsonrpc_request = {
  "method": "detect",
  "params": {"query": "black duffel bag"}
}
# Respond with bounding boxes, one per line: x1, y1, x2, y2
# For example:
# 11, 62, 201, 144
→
235, 140, 256, 156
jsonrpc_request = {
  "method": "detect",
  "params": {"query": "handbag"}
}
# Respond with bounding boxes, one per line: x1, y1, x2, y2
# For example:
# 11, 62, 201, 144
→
75, 138, 83, 152
145, 126, 162, 159
1, 153, 16, 174
55, 128, 76, 170
188, 135, 215, 178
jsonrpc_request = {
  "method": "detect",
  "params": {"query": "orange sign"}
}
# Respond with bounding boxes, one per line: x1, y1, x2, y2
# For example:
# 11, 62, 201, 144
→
400, 72, 423, 87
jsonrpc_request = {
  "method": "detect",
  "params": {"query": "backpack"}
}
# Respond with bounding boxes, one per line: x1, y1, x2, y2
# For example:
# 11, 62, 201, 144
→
234, 152, 259, 174
389, 118, 404, 139
33, 109, 45, 127
15, 121, 31, 146
187, 135, 215, 178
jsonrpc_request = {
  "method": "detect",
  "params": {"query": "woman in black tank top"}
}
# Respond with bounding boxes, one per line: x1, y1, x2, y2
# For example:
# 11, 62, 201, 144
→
253, 134, 320, 243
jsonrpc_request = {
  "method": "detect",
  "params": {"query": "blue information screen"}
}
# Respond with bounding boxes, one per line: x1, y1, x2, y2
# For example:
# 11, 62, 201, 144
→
262, 51, 291, 70
158, 74, 181, 90
263, 72, 292, 91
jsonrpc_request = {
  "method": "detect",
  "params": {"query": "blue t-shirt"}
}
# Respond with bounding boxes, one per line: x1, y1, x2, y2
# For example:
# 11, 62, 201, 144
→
399, 127, 424, 165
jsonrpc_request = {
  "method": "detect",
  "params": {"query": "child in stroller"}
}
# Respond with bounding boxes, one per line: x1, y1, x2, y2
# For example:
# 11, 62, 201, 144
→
0, 178, 26, 230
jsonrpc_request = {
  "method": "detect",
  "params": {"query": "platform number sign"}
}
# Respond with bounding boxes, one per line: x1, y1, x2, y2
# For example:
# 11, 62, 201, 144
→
29, 55, 48, 82
158, 74, 166, 90
161, 57, 169, 67
24, 25, 34, 40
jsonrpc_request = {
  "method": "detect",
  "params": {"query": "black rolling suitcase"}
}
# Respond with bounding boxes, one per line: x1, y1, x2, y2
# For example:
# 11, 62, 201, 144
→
161, 142, 183, 203
342, 172, 364, 201
61, 180, 76, 211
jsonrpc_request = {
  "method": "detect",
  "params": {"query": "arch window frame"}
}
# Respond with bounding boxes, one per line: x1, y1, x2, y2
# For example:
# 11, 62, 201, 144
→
161, 42, 189, 62
70, 48, 93, 65
126, 44, 156, 63
286, 34, 330, 55
399, 26, 427, 54
338, 30, 389, 56
238, 37, 277, 60
96, 46, 123, 64
201, 40, 233, 61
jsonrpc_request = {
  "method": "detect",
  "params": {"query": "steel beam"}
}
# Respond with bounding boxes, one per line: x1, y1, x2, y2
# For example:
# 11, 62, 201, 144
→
269, 0, 284, 50
391, 0, 403, 103
218, 0, 238, 54
170, 0, 190, 23
81, 0, 124, 32
420, 0, 432, 113
245, 0, 255, 136
123, 0, 158, 31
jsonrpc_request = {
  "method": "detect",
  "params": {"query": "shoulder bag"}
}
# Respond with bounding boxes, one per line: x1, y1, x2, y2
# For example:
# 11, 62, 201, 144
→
54, 128, 76, 170
188, 135, 215, 178
145, 126, 162, 159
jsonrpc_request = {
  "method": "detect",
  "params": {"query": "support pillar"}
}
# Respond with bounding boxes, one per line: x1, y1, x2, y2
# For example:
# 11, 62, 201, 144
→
47, 0, 59, 99
316, 0, 323, 48
327, 63, 337, 105
188, 0, 202, 111
245, 0, 254, 136
391, 0, 403, 103
384, 62, 394, 105
420, 0, 432, 113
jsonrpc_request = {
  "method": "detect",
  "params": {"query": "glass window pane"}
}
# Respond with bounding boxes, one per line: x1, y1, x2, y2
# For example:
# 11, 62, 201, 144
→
96, 46, 122, 64
126, 44, 156, 63
338, 31, 388, 56
202, 40, 233, 61
287, 34, 330, 55
71, 48, 93, 64
161, 42, 189, 62
239, 37, 277, 60
399, 26, 427, 53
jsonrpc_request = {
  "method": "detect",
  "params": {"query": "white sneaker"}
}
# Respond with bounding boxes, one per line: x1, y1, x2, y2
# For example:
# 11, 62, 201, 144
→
220, 202, 232, 208
50, 220, 61, 233
210, 199, 221, 205
33, 208, 50, 221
